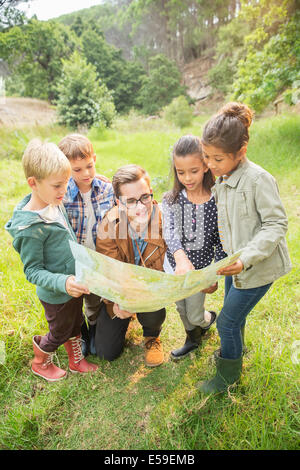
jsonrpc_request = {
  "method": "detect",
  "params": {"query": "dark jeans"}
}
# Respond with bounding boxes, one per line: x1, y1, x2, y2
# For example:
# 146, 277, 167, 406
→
216, 276, 272, 359
95, 303, 166, 361
39, 297, 84, 353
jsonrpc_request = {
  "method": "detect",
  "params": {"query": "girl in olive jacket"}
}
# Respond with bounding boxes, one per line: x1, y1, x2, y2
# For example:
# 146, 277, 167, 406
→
198, 102, 292, 394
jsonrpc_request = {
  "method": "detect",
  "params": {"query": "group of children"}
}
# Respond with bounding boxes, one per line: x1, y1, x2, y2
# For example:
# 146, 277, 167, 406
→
5, 102, 291, 394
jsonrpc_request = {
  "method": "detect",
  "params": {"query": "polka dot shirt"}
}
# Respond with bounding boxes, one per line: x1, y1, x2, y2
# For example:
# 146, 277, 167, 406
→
162, 190, 227, 270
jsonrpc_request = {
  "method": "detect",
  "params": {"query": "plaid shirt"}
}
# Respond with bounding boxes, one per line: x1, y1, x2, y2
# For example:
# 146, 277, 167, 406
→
63, 177, 115, 246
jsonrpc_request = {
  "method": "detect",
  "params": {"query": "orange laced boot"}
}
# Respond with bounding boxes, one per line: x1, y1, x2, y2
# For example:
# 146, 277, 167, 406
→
64, 335, 98, 373
144, 336, 164, 367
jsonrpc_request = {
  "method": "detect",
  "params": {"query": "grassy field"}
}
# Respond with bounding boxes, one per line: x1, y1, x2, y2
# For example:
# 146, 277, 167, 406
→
0, 112, 299, 450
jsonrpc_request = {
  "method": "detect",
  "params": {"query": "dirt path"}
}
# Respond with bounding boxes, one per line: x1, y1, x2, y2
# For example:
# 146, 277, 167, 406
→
0, 97, 57, 127
0, 94, 298, 128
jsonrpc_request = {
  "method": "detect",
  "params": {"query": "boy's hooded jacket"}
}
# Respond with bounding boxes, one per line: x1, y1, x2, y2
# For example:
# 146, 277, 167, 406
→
5, 194, 77, 304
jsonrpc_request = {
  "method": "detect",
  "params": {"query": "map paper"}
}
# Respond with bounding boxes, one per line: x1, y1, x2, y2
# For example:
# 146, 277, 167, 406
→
69, 241, 241, 313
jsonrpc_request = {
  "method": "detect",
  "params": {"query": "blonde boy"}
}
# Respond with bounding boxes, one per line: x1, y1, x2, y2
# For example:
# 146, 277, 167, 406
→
58, 134, 114, 355
5, 139, 98, 382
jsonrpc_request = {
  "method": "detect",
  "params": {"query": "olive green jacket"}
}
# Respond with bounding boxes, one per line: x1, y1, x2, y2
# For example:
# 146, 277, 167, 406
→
212, 159, 292, 289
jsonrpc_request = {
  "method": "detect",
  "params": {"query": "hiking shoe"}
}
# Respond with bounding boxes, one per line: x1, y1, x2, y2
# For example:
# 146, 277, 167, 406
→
144, 336, 164, 367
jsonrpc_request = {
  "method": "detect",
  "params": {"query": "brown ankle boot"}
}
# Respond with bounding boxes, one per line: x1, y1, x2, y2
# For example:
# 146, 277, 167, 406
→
144, 336, 164, 367
32, 336, 67, 382
64, 336, 98, 373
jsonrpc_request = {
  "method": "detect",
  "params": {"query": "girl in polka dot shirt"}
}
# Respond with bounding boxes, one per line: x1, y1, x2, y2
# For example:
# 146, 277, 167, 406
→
162, 135, 227, 360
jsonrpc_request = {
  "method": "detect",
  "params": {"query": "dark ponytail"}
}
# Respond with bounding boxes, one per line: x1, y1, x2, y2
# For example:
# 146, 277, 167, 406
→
202, 102, 254, 154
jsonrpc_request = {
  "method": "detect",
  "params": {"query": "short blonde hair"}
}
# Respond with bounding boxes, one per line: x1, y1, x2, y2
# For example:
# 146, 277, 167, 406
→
58, 133, 94, 161
22, 139, 71, 180
112, 164, 151, 199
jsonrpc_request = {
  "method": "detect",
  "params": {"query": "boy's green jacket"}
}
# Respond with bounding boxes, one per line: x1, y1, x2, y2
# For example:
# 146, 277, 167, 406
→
5, 194, 78, 304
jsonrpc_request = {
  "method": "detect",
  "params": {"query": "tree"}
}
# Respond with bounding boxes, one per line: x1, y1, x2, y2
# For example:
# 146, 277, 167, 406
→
124, 0, 241, 64
81, 23, 146, 113
55, 51, 116, 130
0, 0, 29, 31
208, 14, 250, 95
232, 0, 300, 111
232, 10, 300, 112
0, 19, 77, 100
137, 54, 186, 115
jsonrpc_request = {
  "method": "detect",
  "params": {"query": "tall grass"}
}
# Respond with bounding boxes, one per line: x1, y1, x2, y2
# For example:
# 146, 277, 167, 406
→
0, 112, 299, 450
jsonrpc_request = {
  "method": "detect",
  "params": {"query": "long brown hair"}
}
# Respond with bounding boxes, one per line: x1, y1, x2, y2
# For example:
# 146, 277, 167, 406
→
165, 135, 215, 204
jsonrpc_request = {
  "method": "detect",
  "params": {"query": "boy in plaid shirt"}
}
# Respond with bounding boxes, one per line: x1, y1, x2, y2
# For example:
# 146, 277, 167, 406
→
59, 134, 115, 356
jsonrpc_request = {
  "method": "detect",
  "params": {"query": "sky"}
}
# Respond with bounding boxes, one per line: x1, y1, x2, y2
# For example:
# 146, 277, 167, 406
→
17, 0, 105, 21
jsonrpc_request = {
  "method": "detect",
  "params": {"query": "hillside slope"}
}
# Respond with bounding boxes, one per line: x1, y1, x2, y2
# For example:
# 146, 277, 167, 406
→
0, 97, 57, 127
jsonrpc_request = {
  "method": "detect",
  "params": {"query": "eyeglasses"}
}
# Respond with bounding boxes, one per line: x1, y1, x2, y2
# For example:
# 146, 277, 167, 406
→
119, 193, 153, 208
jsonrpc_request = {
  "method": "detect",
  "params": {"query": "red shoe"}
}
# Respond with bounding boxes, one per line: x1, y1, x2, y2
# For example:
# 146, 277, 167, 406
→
32, 336, 67, 382
64, 336, 98, 373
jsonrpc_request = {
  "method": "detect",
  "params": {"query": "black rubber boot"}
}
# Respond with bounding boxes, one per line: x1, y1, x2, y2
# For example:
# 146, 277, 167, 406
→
171, 311, 217, 361
170, 327, 202, 361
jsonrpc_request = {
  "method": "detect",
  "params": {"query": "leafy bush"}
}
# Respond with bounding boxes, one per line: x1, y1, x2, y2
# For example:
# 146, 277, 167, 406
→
138, 54, 186, 115
81, 25, 146, 114
55, 51, 116, 130
163, 95, 193, 128
208, 16, 249, 95
0, 19, 77, 101
232, 10, 300, 112
283, 80, 300, 106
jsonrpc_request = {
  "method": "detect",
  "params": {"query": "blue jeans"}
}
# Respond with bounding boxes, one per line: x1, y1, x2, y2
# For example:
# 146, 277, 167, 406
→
216, 276, 272, 359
